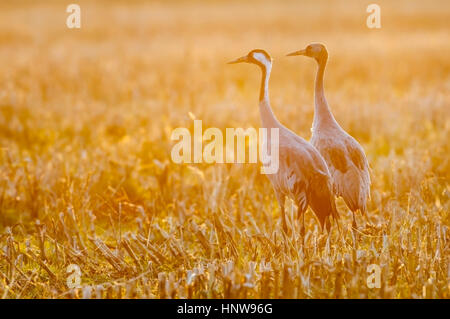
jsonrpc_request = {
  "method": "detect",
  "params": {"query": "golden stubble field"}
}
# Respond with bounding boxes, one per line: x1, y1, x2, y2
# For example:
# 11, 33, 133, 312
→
0, 0, 448, 298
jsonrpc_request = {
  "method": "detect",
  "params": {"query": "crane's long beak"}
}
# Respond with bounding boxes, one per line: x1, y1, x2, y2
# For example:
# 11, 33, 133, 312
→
227, 55, 248, 64
286, 49, 307, 57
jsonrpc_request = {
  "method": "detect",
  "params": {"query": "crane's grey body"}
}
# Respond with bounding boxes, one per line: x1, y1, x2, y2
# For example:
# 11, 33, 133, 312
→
229, 49, 338, 232
311, 121, 371, 215
267, 119, 338, 231
288, 43, 371, 227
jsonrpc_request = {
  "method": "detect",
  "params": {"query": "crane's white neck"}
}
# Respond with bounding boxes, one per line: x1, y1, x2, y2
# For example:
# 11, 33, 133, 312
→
253, 54, 279, 129
260, 60, 271, 102
313, 58, 337, 130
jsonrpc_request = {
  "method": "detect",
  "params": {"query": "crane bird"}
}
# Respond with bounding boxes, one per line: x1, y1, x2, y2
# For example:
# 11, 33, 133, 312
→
228, 49, 338, 235
287, 43, 371, 229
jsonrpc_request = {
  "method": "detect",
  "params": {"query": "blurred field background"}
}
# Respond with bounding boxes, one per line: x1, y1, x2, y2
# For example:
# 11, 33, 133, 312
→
0, 0, 448, 298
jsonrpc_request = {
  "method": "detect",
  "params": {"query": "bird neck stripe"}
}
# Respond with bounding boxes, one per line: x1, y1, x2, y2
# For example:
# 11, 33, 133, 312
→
258, 63, 279, 129
259, 62, 271, 102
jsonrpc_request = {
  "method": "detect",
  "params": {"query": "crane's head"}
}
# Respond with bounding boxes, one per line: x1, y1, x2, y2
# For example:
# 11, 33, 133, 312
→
228, 49, 272, 69
286, 43, 328, 63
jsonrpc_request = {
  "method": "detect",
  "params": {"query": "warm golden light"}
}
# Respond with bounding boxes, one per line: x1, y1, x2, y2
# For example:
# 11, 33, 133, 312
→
0, 0, 448, 300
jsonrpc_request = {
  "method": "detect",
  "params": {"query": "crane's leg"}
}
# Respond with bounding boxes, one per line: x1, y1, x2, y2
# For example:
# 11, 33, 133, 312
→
352, 211, 358, 230
324, 216, 331, 234
280, 203, 287, 234
361, 205, 371, 228
294, 202, 306, 245
275, 191, 287, 233
299, 210, 305, 237
295, 195, 307, 237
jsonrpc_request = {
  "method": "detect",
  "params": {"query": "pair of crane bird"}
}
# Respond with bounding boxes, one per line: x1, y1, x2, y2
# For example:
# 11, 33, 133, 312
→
228, 43, 371, 235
